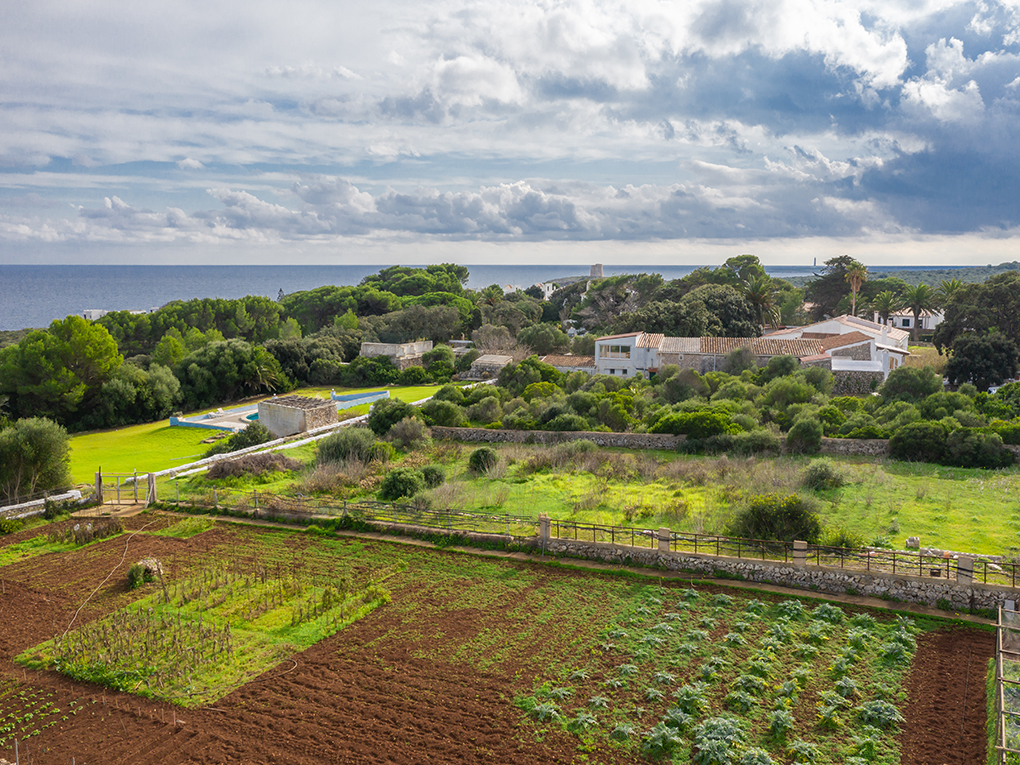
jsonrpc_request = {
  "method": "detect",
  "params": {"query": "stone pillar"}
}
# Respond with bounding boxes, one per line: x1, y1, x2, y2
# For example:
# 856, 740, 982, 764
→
793, 540, 808, 567
94, 472, 103, 505
146, 473, 157, 507
658, 527, 671, 553
956, 555, 974, 585
538, 514, 550, 544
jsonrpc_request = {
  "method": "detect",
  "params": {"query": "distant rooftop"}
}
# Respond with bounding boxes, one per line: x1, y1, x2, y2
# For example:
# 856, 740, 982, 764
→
264, 395, 335, 410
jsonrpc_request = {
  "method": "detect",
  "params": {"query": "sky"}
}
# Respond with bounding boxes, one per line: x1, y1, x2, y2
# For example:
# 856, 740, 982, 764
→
2, 0, 1020, 267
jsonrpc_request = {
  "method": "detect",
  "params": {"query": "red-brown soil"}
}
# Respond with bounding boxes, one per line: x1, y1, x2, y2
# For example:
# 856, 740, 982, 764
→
0, 518, 995, 764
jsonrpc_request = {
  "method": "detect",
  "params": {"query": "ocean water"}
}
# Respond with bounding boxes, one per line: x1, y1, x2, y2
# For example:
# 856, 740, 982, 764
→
0, 263, 833, 331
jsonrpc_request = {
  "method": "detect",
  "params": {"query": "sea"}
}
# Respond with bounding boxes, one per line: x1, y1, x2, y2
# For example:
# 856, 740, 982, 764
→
0, 263, 941, 331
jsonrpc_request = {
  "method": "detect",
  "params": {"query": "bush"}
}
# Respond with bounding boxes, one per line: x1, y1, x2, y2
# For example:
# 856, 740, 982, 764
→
889, 421, 947, 464
368, 397, 420, 436
397, 365, 431, 385
652, 410, 735, 439
379, 467, 425, 500
823, 527, 865, 550
786, 418, 822, 455
944, 428, 1014, 469
880, 366, 943, 403
433, 383, 465, 405
317, 427, 376, 465
802, 459, 845, 491
126, 562, 154, 590
728, 493, 822, 543
205, 422, 273, 457
0, 417, 72, 505
729, 430, 781, 457
0, 518, 24, 535
468, 447, 499, 474
387, 416, 431, 451
421, 465, 445, 488
421, 399, 466, 427
546, 413, 589, 432
207, 452, 302, 479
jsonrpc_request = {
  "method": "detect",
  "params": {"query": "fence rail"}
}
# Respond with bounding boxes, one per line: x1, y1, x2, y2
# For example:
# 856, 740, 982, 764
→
163, 485, 1020, 589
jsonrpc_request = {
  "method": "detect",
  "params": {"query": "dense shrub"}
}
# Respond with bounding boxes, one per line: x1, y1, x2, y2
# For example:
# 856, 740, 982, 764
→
992, 421, 1020, 445
367, 397, 420, 436
652, 410, 734, 439
421, 399, 466, 427
546, 413, 589, 432
803, 459, 845, 491
880, 366, 943, 403
699, 430, 781, 457
387, 416, 431, 451
786, 418, 822, 455
432, 383, 465, 405
397, 365, 431, 385
468, 446, 499, 474
466, 396, 503, 425
317, 427, 376, 465
0, 518, 24, 535
126, 562, 154, 590
889, 421, 947, 464
421, 465, 446, 488
205, 422, 273, 457
0, 416, 72, 505
379, 467, 425, 500
944, 428, 1014, 469
728, 493, 822, 543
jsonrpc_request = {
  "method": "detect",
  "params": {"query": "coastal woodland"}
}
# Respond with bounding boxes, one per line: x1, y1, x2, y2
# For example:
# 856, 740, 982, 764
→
2, 257, 1020, 503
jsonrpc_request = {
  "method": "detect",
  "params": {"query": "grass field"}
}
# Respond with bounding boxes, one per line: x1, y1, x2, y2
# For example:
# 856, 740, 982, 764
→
162, 436, 1020, 556
67, 384, 454, 483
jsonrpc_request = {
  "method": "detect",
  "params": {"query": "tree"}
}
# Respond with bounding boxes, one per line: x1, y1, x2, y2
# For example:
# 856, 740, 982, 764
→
880, 366, 943, 403
680, 285, 759, 337
871, 290, 900, 325
174, 339, 288, 410
516, 323, 570, 355
803, 255, 862, 321
844, 261, 868, 316
900, 283, 936, 341
945, 333, 1018, 391
934, 272, 1020, 353
936, 278, 965, 306
0, 417, 71, 504
741, 274, 781, 329
0, 316, 123, 426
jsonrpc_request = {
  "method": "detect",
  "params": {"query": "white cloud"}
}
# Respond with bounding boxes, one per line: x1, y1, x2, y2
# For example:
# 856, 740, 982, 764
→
177, 158, 204, 170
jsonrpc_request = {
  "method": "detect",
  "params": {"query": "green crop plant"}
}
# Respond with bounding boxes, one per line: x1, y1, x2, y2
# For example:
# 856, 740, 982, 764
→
724, 690, 756, 713
545, 687, 572, 700
530, 702, 560, 722
732, 674, 768, 696
644, 687, 665, 702
767, 708, 795, 739
693, 716, 746, 765
610, 723, 635, 741
672, 682, 709, 715
787, 739, 820, 764
662, 707, 693, 730
588, 696, 609, 709
740, 748, 777, 765
816, 702, 843, 730
567, 711, 598, 733
856, 700, 904, 729
642, 722, 682, 757
618, 663, 637, 676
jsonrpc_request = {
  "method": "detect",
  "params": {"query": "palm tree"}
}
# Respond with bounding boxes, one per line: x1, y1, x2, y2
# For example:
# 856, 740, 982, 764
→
844, 262, 868, 316
742, 274, 781, 329
872, 290, 901, 325
900, 283, 936, 342
936, 278, 964, 307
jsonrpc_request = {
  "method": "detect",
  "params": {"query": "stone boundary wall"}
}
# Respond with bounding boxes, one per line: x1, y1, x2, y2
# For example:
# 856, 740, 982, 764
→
537, 533, 1011, 611
819, 437, 891, 456
429, 426, 681, 449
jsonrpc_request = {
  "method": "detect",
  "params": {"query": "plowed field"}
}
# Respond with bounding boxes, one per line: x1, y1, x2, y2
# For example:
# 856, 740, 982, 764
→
0, 516, 993, 764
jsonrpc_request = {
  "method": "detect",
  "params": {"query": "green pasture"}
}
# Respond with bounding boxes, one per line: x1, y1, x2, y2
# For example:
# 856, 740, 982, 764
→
67, 384, 453, 483
162, 437, 1020, 556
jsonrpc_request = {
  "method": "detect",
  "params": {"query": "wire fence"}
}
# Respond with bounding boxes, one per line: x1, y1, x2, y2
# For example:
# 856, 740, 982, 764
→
997, 607, 1020, 763
164, 486, 1020, 589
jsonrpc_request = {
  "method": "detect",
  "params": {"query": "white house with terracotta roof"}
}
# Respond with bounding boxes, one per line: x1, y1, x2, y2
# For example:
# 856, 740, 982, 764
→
873, 308, 944, 333
766, 315, 910, 350
593, 319, 909, 381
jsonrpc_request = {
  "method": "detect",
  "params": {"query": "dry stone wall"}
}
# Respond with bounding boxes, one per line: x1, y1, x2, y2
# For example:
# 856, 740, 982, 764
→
535, 536, 1011, 611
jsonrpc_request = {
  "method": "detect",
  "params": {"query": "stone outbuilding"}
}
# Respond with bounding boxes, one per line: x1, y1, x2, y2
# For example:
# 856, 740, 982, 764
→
467, 354, 513, 379
258, 395, 337, 438
540, 354, 596, 374
359, 341, 433, 370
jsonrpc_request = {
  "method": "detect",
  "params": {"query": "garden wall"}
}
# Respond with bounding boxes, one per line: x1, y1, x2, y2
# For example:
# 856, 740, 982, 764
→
534, 532, 1011, 611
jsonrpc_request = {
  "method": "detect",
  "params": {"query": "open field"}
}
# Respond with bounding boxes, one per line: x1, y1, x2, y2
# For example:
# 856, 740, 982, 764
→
67, 384, 453, 483
0, 515, 992, 764
166, 438, 1020, 556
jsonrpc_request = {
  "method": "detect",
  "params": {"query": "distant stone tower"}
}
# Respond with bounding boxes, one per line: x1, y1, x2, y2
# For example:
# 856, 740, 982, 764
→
590, 263, 603, 278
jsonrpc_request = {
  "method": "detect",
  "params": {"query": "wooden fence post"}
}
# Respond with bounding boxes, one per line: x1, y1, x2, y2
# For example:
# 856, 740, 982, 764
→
94, 472, 103, 505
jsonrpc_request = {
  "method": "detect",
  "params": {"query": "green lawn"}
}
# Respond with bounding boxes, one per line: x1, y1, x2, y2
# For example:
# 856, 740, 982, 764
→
68, 384, 455, 484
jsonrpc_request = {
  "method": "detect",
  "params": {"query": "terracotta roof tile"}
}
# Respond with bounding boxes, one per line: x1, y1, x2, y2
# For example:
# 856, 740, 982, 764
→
818, 331, 872, 351
540, 355, 596, 367
637, 333, 664, 348
660, 337, 701, 354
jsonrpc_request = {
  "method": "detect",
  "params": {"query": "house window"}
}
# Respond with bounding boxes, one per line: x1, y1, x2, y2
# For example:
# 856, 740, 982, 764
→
602, 344, 631, 359
901, 318, 911, 328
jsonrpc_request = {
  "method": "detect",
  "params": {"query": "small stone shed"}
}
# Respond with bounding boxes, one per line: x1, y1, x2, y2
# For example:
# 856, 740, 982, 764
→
359, 341, 433, 370
468, 354, 513, 379
258, 395, 337, 438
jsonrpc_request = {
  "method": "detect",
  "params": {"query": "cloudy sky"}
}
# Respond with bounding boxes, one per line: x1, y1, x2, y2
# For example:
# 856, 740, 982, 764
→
2, 0, 1020, 266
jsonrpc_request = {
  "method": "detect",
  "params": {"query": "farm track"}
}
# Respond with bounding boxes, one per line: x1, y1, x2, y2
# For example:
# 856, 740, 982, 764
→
0, 516, 996, 764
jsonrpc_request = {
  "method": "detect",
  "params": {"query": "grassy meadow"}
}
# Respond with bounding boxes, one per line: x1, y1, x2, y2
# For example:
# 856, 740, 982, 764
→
163, 435, 1020, 557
